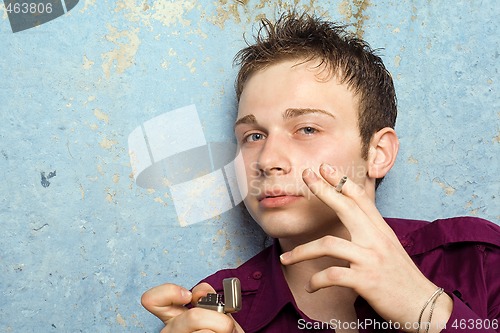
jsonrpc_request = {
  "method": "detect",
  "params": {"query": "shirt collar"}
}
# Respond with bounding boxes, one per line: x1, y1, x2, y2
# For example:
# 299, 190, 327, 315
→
386, 216, 500, 255
243, 239, 306, 331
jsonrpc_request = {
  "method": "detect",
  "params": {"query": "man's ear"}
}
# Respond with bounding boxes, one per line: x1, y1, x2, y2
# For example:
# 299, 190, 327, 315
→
367, 127, 399, 179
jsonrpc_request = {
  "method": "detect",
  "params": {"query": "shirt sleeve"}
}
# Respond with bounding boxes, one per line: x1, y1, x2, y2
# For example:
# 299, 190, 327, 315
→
439, 293, 499, 332
430, 220, 500, 333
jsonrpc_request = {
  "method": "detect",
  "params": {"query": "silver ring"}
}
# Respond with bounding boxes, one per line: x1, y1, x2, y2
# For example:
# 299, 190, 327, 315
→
335, 176, 348, 193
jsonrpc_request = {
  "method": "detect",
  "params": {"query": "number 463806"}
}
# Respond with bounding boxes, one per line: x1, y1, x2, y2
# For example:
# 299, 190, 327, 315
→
451, 318, 499, 330
6, 2, 53, 14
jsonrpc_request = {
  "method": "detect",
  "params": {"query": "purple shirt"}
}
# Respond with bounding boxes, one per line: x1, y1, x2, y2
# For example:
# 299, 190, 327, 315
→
199, 217, 500, 332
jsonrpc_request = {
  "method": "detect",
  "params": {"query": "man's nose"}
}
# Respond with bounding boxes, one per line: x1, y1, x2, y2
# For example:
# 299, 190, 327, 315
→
256, 134, 291, 176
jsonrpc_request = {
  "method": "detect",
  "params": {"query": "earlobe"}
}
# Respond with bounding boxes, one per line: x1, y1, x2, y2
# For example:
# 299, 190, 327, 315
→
367, 127, 399, 179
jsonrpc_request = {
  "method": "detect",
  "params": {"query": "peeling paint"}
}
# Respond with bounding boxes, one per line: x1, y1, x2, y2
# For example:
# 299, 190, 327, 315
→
84, 95, 96, 106
88, 175, 99, 182
116, 313, 127, 327
186, 27, 209, 39
394, 55, 401, 68
433, 179, 456, 196
79, 0, 96, 13
162, 178, 172, 187
79, 184, 85, 200
407, 156, 418, 164
115, 0, 153, 27
151, 1, 195, 26
93, 108, 109, 124
186, 59, 196, 73
208, 1, 242, 29
465, 199, 481, 216
83, 55, 95, 70
101, 25, 141, 79
100, 137, 118, 150
97, 164, 105, 175
1, 3, 7, 20
411, 5, 418, 22
106, 188, 117, 203
338, 0, 371, 37
353, 0, 370, 35
211, 0, 325, 29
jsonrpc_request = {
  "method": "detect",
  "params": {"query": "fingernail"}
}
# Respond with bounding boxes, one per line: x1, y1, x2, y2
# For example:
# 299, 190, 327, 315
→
304, 283, 313, 293
321, 163, 335, 174
303, 168, 317, 179
280, 252, 290, 262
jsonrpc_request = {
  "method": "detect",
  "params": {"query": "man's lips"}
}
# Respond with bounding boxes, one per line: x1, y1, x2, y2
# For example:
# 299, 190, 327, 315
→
256, 189, 304, 208
258, 194, 302, 208
257, 190, 302, 201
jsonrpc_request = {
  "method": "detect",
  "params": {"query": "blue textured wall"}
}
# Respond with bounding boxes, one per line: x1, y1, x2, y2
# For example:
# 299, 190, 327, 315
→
1, 1, 498, 331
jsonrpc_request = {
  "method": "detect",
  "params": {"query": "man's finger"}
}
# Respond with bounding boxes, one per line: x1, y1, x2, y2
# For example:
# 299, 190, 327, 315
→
280, 235, 366, 266
302, 167, 369, 237
191, 282, 217, 306
318, 164, 406, 250
141, 283, 192, 322
306, 266, 356, 292
164, 308, 235, 333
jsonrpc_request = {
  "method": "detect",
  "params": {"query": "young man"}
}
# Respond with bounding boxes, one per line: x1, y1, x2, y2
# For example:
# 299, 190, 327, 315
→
141, 12, 500, 333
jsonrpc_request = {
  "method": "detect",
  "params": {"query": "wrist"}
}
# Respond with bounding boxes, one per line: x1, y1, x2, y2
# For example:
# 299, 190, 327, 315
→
417, 289, 453, 333
427, 292, 453, 333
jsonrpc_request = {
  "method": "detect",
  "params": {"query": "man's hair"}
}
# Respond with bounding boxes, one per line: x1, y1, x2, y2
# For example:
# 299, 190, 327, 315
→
234, 12, 397, 185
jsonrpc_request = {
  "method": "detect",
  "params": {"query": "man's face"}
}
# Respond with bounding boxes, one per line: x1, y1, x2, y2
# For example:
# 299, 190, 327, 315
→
234, 59, 370, 241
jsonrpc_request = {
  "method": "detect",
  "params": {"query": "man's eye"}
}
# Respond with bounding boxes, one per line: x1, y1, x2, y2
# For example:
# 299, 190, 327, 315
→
299, 127, 317, 135
245, 133, 266, 142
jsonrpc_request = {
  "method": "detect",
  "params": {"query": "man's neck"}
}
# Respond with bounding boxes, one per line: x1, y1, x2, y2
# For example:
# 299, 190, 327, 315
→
278, 223, 359, 327
282, 259, 359, 327
278, 218, 351, 252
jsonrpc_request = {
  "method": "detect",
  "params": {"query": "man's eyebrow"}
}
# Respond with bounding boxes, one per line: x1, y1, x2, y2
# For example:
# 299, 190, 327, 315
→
234, 114, 257, 128
234, 108, 334, 128
283, 108, 335, 120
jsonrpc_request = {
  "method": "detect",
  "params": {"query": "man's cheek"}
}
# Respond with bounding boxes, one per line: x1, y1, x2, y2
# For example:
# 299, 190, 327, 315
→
234, 150, 250, 200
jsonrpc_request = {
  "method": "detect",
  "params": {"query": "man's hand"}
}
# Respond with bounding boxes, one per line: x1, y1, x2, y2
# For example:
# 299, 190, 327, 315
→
141, 282, 244, 333
279, 163, 453, 333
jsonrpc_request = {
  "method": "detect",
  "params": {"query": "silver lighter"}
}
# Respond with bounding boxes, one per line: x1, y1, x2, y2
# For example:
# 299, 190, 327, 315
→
196, 277, 242, 314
